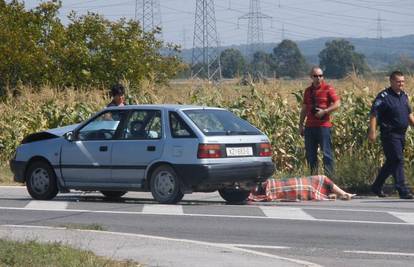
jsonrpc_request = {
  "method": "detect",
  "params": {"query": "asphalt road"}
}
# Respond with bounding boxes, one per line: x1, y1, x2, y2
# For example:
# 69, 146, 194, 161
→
1, 186, 414, 266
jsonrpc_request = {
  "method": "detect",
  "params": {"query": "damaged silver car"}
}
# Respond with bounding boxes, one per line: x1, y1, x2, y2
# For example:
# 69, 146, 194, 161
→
10, 105, 275, 204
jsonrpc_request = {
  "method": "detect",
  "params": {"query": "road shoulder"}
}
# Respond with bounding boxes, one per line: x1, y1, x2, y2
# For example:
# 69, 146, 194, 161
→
0, 225, 317, 267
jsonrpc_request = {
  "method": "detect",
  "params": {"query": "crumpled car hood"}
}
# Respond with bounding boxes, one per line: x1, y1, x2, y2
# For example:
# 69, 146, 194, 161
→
45, 123, 79, 136
22, 123, 79, 144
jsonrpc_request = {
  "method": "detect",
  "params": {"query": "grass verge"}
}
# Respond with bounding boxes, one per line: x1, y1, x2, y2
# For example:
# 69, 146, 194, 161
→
0, 239, 142, 267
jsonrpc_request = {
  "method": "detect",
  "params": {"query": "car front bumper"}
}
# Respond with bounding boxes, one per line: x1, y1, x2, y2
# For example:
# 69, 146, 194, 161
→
9, 159, 26, 183
175, 161, 275, 187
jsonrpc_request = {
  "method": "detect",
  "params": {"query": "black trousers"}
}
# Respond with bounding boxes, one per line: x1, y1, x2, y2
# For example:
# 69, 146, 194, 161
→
372, 134, 409, 195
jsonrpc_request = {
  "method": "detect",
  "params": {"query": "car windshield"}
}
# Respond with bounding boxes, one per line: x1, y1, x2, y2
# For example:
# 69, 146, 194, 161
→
183, 109, 261, 136
82, 120, 119, 132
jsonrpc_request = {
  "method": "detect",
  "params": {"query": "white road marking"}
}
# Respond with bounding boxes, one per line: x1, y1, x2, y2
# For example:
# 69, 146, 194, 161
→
25, 200, 68, 210
260, 206, 316, 220
142, 204, 183, 215
389, 212, 414, 224
0, 224, 320, 267
1, 205, 414, 226
228, 244, 290, 249
344, 250, 414, 257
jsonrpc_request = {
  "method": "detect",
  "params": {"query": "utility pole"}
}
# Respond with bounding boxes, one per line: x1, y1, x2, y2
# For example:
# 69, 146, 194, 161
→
182, 27, 187, 49
191, 0, 222, 81
376, 13, 383, 40
135, 0, 163, 37
238, 0, 271, 57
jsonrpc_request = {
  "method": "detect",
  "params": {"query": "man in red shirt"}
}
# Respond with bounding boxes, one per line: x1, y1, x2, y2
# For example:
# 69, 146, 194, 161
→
299, 66, 341, 177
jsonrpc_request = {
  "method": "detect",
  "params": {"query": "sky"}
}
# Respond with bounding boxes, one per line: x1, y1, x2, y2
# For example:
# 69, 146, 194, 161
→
21, 0, 414, 48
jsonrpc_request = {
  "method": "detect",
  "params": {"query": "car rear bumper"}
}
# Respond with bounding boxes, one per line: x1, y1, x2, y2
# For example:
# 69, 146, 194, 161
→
174, 161, 275, 187
9, 159, 26, 183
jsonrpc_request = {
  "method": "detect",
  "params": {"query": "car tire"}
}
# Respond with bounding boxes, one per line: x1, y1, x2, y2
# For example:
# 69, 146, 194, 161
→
150, 165, 184, 204
100, 191, 127, 198
219, 188, 250, 204
26, 161, 58, 200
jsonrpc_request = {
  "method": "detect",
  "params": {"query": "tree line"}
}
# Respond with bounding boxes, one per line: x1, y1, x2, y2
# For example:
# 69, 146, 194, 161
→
0, 0, 183, 96
219, 39, 370, 79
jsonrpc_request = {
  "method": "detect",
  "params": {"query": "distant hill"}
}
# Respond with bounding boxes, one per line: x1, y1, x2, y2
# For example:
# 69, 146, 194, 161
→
179, 35, 414, 70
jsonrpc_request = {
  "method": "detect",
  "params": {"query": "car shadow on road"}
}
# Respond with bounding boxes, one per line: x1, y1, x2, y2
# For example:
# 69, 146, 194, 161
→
52, 194, 227, 206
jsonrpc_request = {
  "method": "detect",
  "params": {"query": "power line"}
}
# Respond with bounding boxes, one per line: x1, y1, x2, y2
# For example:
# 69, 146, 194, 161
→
218, 2, 349, 38
260, 0, 413, 25
320, 0, 413, 17
60, 0, 135, 10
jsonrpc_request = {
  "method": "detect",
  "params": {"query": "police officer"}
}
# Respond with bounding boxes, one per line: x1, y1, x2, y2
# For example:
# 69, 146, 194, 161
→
368, 71, 414, 199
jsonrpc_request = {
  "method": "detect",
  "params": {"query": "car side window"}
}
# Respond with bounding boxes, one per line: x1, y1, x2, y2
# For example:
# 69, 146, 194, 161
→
122, 110, 162, 140
77, 111, 124, 141
169, 112, 196, 138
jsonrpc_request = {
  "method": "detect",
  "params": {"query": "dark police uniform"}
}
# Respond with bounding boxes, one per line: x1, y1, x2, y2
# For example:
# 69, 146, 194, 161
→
370, 87, 412, 196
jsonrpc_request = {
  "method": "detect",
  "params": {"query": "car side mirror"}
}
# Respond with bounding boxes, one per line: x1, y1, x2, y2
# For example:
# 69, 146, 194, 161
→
64, 131, 75, 142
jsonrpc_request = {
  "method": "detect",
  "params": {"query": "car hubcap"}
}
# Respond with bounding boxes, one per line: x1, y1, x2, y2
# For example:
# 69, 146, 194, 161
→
154, 171, 175, 197
31, 168, 49, 194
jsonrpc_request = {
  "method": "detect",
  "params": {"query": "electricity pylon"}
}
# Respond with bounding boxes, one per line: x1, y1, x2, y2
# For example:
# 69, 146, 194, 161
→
135, 0, 163, 37
191, 0, 222, 81
376, 13, 383, 40
238, 0, 271, 57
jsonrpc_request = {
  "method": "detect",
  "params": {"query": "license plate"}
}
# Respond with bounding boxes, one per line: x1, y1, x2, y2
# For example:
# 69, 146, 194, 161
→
226, 146, 253, 157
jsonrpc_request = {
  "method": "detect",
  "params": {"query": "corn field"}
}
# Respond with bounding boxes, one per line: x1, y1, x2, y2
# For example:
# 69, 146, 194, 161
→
1, 75, 413, 190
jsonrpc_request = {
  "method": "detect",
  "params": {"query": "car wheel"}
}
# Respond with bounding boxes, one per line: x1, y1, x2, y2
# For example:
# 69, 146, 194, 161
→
100, 191, 127, 198
218, 188, 250, 204
26, 161, 58, 200
150, 165, 184, 204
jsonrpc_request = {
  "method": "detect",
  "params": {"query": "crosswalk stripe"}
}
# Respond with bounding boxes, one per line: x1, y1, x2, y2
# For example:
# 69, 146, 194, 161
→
389, 212, 414, 224
142, 204, 183, 215
344, 250, 414, 257
9, 201, 414, 225
25, 200, 68, 210
260, 206, 316, 221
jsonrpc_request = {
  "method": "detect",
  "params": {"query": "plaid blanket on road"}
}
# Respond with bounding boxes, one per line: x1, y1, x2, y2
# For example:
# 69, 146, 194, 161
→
249, 175, 334, 202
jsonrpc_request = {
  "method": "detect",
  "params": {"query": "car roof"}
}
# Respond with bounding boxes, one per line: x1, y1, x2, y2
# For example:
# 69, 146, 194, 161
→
104, 104, 226, 112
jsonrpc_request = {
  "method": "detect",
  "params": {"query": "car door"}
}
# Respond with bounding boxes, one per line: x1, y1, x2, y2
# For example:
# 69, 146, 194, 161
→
110, 109, 164, 186
60, 110, 126, 186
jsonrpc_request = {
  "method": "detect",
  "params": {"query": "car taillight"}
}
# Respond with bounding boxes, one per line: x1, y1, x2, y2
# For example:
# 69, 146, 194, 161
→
259, 143, 272, 157
197, 144, 223, 158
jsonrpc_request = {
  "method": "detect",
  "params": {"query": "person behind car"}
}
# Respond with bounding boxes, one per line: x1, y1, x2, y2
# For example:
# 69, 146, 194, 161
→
104, 83, 126, 121
107, 83, 126, 107
249, 175, 355, 202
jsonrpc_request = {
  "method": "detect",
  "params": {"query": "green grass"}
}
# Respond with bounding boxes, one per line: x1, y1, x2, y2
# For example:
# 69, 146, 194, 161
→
0, 239, 142, 267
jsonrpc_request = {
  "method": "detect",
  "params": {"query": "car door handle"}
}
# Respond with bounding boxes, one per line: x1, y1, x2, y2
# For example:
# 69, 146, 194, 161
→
99, 146, 108, 152
147, 146, 156, 151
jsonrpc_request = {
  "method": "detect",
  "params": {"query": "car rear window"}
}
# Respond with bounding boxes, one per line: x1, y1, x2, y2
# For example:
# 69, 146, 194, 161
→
183, 109, 261, 136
